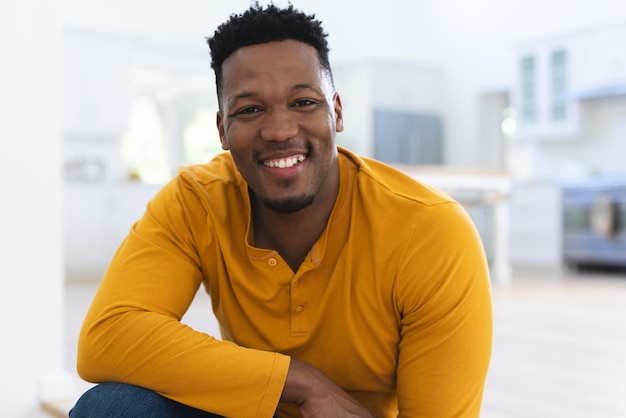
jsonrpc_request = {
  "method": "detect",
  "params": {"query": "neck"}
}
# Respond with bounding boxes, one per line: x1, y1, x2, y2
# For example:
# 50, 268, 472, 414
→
252, 161, 340, 271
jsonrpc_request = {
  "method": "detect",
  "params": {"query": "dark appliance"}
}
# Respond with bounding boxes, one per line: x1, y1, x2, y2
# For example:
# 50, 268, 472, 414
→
562, 178, 626, 268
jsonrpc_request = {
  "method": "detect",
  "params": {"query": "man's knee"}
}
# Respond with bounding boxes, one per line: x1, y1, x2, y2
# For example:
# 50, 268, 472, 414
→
69, 382, 226, 417
70, 382, 176, 417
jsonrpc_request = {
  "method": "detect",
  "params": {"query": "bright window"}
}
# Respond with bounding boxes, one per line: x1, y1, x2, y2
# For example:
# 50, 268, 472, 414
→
122, 94, 170, 183
122, 71, 222, 184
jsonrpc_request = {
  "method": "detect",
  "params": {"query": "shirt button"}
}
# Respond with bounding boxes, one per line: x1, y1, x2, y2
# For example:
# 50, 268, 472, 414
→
295, 305, 304, 314
268, 258, 277, 267
293, 279, 300, 287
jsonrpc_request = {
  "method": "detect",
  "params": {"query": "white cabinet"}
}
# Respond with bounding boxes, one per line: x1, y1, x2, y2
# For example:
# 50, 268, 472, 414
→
512, 22, 626, 141
62, 29, 131, 137
509, 182, 563, 268
63, 185, 113, 276
569, 24, 626, 100
63, 183, 161, 280
512, 40, 580, 141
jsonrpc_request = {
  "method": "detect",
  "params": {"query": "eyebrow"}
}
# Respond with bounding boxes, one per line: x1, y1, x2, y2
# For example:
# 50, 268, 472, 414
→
291, 83, 325, 96
228, 91, 257, 105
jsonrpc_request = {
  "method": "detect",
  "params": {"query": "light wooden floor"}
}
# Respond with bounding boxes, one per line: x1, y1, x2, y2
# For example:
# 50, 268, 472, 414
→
61, 268, 626, 417
482, 268, 626, 418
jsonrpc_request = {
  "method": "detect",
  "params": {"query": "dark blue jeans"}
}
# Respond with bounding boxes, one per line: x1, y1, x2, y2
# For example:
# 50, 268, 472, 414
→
69, 382, 224, 417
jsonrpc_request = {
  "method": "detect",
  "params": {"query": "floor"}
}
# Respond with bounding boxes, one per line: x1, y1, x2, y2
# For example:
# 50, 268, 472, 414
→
60, 267, 626, 417
482, 268, 626, 418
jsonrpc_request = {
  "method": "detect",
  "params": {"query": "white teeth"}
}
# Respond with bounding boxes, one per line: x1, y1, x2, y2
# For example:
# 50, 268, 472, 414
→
264, 155, 305, 168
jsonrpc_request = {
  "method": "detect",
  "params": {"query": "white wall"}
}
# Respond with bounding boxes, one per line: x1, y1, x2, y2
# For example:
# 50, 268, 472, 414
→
0, 1, 73, 416
60, 0, 438, 67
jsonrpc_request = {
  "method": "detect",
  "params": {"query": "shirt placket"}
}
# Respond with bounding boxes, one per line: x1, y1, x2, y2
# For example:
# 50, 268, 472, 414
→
289, 274, 308, 336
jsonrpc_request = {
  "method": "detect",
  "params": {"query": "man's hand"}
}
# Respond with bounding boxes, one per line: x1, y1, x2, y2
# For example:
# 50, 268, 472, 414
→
280, 359, 374, 418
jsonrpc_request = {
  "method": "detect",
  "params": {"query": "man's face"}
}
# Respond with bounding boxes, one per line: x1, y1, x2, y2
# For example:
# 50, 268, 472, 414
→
217, 40, 344, 213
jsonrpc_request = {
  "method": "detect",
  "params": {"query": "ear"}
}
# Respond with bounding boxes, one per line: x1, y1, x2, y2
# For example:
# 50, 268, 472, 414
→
216, 111, 229, 150
333, 93, 344, 133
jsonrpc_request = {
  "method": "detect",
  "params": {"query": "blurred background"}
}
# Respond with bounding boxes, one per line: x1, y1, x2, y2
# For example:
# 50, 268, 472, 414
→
1, 0, 625, 416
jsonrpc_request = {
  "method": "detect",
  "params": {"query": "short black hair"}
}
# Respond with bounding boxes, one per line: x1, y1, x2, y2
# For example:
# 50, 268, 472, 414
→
207, 2, 333, 109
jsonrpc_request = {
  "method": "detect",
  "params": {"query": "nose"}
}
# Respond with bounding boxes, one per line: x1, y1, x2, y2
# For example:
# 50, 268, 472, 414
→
259, 108, 298, 142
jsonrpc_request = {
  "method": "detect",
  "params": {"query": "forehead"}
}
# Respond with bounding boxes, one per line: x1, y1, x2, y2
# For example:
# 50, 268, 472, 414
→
221, 40, 326, 93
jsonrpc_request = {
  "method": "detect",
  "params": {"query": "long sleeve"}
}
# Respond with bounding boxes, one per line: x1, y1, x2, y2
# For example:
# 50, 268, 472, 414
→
395, 201, 493, 417
76, 174, 290, 418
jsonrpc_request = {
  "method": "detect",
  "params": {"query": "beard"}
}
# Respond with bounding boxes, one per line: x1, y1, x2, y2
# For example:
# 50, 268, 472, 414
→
262, 193, 316, 213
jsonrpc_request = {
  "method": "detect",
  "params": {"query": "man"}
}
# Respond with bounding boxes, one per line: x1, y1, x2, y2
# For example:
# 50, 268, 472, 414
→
71, 3, 492, 417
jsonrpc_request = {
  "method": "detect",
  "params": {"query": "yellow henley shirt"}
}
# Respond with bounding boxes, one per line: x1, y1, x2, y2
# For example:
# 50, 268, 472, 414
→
77, 146, 493, 417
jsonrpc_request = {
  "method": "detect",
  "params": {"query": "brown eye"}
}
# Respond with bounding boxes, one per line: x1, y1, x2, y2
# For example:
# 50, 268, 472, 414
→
238, 106, 261, 115
293, 99, 316, 107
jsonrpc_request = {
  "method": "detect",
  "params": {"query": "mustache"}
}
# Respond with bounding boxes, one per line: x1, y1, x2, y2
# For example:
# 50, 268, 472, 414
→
255, 140, 310, 155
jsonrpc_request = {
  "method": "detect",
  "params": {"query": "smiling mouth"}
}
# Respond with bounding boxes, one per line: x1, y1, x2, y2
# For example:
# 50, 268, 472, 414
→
262, 154, 306, 168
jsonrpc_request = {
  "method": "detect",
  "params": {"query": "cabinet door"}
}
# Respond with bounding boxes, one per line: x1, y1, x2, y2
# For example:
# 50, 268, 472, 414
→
63, 185, 113, 277
509, 183, 563, 267
63, 30, 131, 137
570, 24, 626, 97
